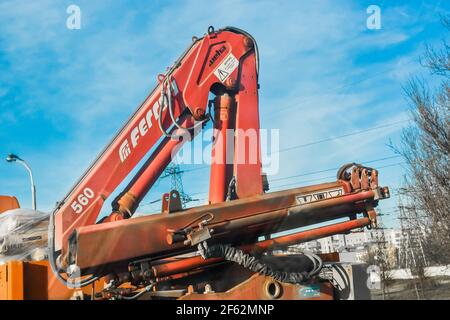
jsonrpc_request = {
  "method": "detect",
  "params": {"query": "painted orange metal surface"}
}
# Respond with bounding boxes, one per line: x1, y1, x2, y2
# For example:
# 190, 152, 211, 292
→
0, 261, 23, 300
233, 51, 263, 199
151, 217, 371, 278
112, 114, 194, 217
69, 183, 375, 270
0, 260, 103, 300
179, 274, 334, 300
54, 29, 253, 252
209, 94, 235, 204
41, 27, 390, 300
0, 195, 20, 214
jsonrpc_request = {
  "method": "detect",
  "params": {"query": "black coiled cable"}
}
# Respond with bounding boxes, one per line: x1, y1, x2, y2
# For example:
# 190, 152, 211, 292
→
198, 242, 322, 284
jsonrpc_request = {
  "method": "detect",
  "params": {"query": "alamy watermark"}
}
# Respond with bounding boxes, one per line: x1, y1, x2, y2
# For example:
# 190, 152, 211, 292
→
66, 4, 81, 30
366, 5, 382, 30
167, 123, 280, 176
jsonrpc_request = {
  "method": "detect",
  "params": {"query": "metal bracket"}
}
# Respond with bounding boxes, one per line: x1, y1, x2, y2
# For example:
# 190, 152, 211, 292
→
162, 190, 183, 214
365, 205, 378, 229
167, 213, 215, 246
372, 186, 390, 200
185, 227, 212, 246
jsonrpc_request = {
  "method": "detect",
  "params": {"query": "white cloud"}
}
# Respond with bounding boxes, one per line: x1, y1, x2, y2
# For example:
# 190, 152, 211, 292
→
0, 0, 443, 226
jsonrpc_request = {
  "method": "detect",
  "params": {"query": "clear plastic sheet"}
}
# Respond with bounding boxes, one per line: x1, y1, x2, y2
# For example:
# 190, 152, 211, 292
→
0, 208, 49, 264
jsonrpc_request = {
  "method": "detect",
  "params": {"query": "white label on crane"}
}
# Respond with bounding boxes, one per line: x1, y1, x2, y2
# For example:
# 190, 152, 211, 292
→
214, 53, 239, 82
296, 187, 344, 205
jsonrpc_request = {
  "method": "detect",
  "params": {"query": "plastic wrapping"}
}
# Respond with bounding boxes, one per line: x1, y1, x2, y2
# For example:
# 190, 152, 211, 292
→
0, 208, 49, 264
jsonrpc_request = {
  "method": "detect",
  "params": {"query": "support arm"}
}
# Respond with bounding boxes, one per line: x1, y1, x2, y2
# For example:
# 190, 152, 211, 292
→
52, 28, 257, 254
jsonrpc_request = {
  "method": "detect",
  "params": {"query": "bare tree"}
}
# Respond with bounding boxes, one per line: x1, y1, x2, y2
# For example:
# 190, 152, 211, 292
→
398, 195, 429, 299
364, 218, 394, 300
392, 15, 450, 266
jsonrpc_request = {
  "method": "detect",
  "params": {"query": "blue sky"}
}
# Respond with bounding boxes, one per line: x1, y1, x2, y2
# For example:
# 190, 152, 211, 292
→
0, 0, 448, 228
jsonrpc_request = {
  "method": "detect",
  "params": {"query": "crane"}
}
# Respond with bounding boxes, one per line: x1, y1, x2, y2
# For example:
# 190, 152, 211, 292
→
38, 26, 390, 299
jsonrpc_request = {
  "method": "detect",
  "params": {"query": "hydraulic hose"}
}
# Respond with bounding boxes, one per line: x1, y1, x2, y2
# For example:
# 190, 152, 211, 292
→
121, 283, 155, 300
157, 77, 209, 138
197, 242, 322, 284
48, 211, 99, 289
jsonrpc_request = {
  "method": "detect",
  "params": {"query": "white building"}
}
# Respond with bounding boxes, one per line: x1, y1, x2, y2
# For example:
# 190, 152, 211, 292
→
291, 228, 403, 255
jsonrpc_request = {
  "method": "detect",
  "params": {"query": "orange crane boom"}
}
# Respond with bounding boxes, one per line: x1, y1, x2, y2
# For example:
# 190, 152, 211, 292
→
44, 26, 390, 300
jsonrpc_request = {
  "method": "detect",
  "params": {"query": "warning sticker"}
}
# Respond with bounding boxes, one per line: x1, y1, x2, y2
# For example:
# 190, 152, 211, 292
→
214, 53, 239, 82
296, 187, 344, 205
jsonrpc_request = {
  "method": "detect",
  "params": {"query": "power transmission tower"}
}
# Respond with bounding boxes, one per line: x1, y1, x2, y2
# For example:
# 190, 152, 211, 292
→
397, 195, 428, 299
372, 214, 391, 300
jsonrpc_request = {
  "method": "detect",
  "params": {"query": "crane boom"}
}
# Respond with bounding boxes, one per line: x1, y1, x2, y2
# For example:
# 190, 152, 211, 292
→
53, 27, 259, 251
46, 27, 390, 300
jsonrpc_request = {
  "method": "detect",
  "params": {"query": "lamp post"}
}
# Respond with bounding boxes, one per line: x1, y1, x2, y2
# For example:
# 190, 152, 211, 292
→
6, 153, 36, 210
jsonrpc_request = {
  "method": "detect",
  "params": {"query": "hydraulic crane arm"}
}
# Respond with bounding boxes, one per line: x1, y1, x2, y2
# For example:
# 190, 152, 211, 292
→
52, 27, 261, 252
47, 27, 390, 297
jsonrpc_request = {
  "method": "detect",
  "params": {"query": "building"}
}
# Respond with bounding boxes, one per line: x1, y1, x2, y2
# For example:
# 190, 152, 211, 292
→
290, 228, 403, 260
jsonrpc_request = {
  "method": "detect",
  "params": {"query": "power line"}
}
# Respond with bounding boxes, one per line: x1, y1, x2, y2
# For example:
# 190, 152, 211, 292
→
269, 162, 404, 191
159, 120, 408, 178
270, 155, 401, 183
140, 155, 405, 209
158, 161, 405, 203
138, 120, 407, 207
137, 60, 414, 208
260, 58, 416, 118
275, 119, 409, 154
270, 174, 336, 190
176, 161, 405, 199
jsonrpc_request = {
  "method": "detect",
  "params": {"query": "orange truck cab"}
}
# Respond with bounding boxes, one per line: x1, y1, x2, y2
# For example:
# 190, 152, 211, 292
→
0, 195, 20, 214
0, 195, 103, 299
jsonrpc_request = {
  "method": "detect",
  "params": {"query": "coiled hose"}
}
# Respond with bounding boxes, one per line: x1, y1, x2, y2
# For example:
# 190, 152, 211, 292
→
197, 242, 322, 284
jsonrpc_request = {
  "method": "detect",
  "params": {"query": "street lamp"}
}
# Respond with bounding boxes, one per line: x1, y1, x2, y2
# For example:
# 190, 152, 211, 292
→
6, 153, 36, 210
